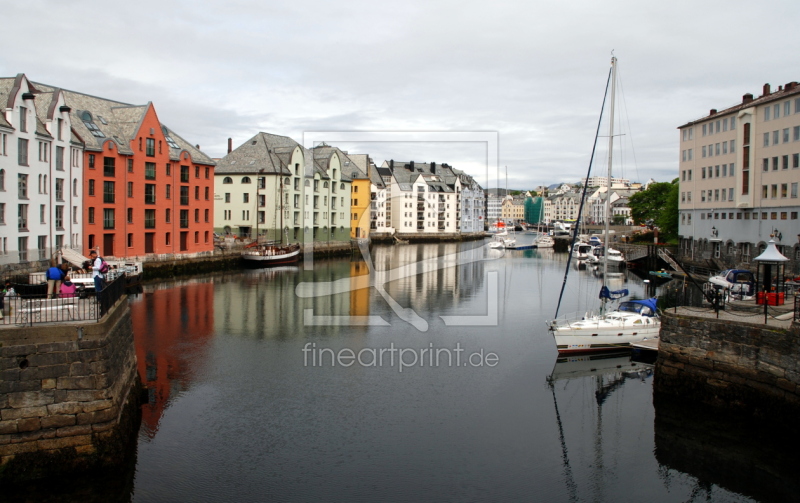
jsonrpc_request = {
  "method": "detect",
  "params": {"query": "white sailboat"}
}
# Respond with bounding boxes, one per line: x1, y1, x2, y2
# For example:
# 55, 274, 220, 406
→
548, 56, 660, 354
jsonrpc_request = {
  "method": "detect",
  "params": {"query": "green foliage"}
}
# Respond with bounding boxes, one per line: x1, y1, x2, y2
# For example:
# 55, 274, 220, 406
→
627, 179, 679, 241
656, 182, 679, 240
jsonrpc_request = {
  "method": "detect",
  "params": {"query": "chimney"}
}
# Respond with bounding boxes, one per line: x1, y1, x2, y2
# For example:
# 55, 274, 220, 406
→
195, 144, 200, 149
389, 159, 394, 170
709, 109, 717, 116
409, 161, 415, 171
430, 162, 436, 173
227, 138, 232, 154
785, 82, 798, 91
762, 83, 771, 96
743, 93, 754, 104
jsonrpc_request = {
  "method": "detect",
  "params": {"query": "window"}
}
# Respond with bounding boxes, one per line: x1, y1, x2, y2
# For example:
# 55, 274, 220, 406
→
783, 155, 789, 170
765, 107, 771, 121
729, 188, 733, 201
688, 148, 693, 160
0, 203, 4, 224
103, 208, 115, 229
180, 165, 189, 183
180, 186, 189, 205
774, 103, 780, 119
88, 207, 95, 224
145, 162, 156, 180
764, 133, 770, 147
18, 174, 28, 199
166, 184, 171, 199
195, 186, 199, 200
166, 163, 171, 176
19, 106, 27, 132
103, 157, 115, 177
702, 146, 707, 157
722, 141, 728, 155
145, 184, 156, 204
205, 167, 210, 179
103, 181, 115, 203
18, 204, 28, 230
773, 130, 779, 145
55, 146, 64, 171
73, 178, 78, 197
180, 210, 189, 228
223, 177, 233, 184
793, 183, 798, 198
88, 154, 95, 169
204, 209, 209, 222
194, 209, 199, 222
773, 157, 779, 170
784, 128, 790, 143
128, 181, 134, 197
729, 140, 735, 153
781, 183, 788, 198
127, 207, 134, 223
195, 166, 200, 178
166, 208, 171, 223
243, 193, 249, 203
18, 138, 28, 166
146, 138, 155, 156
763, 158, 769, 171
771, 185, 778, 198
204, 187, 209, 200
145, 209, 156, 229
40, 204, 46, 224
128, 159, 134, 172
55, 178, 64, 201
702, 124, 707, 136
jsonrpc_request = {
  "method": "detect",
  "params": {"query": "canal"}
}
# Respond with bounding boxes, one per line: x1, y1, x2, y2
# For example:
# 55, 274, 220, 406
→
31, 240, 797, 502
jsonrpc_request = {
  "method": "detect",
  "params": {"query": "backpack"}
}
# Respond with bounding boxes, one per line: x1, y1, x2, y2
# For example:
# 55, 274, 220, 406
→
99, 258, 110, 274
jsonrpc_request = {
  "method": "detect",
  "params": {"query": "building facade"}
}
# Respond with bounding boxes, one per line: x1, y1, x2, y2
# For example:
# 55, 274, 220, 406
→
0, 74, 84, 264
453, 169, 485, 233
214, 134, 351, 244
678, 82, 800, 270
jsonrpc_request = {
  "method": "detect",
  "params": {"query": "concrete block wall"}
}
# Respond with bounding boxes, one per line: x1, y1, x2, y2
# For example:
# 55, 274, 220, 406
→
0, 298, 138, 478
655, 312, 800, 416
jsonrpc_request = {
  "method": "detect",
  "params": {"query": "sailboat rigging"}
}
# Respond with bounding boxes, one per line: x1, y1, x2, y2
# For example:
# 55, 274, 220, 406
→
548, 56, 660, 354
243, 174, 301, 266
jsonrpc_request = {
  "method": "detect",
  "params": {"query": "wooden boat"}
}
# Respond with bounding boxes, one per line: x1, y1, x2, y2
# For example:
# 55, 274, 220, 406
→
242, 242, 301, 266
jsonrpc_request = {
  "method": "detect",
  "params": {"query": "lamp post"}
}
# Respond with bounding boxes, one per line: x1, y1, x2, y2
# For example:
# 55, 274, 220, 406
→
753, 239, 789, 324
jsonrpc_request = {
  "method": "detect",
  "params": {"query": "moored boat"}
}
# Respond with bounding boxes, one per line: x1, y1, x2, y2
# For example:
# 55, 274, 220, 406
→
242, 242, 301, 266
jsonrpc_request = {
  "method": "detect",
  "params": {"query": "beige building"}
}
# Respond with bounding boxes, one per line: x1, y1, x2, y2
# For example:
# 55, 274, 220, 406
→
678, 82, 800, 267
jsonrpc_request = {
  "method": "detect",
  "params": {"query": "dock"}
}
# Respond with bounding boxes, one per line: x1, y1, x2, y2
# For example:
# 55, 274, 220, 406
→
631, 338, 659, 351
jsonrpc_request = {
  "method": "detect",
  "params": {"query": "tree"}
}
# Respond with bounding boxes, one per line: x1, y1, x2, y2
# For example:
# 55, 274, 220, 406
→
655, 181, 679, 241
627, 181, 675, 226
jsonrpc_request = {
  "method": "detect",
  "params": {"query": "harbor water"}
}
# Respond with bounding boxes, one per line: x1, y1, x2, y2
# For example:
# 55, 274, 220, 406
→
26, 239, 796, 502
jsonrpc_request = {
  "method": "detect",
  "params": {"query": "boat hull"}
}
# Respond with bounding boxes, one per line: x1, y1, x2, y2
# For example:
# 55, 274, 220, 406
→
242, 248, 301, 267
552, 325, 660, 354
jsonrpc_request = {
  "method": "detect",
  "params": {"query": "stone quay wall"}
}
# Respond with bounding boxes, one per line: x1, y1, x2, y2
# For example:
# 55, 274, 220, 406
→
655, 312, 800, 418
0, 299, 139, 481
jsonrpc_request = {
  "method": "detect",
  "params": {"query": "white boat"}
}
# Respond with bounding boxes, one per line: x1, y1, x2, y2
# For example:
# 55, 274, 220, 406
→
572, 242, 593, 260
534, 234, 554, 248
548, 56, 660, 354
707, 269, 755, 300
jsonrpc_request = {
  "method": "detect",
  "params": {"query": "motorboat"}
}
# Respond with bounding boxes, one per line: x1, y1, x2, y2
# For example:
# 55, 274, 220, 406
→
707, 269, 755, 300
572, 242, 593, 260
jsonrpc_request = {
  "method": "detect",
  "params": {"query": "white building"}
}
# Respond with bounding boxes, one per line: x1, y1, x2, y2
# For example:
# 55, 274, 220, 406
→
581, 176, 630, 188
381, 161, 460, 234
0, 74, 84, 265
453, 169, 485, 233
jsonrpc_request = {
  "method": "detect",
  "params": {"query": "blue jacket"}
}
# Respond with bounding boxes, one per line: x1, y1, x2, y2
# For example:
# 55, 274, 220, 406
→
46, 266, 65, 281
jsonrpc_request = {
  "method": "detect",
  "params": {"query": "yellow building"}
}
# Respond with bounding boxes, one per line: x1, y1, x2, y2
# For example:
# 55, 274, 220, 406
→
345, 154, 373, 239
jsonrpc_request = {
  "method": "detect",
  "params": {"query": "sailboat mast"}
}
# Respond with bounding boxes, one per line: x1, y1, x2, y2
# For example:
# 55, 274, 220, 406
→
279, 176, 284, 244
602, 56, 617, 291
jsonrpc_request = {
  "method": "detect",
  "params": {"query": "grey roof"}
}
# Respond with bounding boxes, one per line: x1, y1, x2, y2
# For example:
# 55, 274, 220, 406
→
679, 82, 800, 129
31, 80, 213, 165
0, 78, 16, 129
308, 144, 356, 182
380, 160, 458, 192
216, 132, 302, 175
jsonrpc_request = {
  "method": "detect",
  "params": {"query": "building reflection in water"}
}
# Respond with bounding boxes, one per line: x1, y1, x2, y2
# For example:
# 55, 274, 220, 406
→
653, 393, 800, 503
130, 279, 215, 438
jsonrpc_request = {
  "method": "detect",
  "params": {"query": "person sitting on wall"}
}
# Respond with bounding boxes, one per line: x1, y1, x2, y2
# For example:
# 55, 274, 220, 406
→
60, 276, 77, 298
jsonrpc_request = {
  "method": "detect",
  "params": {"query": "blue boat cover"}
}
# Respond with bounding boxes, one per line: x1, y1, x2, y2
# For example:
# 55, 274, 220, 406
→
599, 286, 629, 300
618, 298, 658, 316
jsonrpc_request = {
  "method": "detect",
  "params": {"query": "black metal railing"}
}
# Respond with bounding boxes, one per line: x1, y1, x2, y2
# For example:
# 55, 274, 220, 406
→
0, 275, 126, 327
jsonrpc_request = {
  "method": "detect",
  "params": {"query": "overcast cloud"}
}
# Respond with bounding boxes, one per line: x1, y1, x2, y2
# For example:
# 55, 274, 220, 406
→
2, 0, 799, 189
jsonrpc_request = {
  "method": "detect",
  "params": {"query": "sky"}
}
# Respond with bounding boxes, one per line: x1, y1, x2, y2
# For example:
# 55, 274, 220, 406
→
2, 0, 799, 190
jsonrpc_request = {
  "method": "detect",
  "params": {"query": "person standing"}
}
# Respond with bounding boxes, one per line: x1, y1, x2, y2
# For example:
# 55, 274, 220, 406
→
89, 250, 105, 293
46, 262, 66, 298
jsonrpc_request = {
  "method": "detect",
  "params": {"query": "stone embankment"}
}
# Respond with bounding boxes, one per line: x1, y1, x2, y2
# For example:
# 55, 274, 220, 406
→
0, 299, 140, 482
655, 310, 800, 419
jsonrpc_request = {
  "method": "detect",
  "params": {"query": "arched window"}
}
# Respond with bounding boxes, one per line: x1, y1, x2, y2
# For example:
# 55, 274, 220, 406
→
284, 177, 290, 185
340, 183, 344, 190
223, 177, 233, 184
332, 169, 337, 179
38, 174, 43, 193
323, 181, 329, 188
241, 177, 251, 184
305, 180, 310, 187
73, 179, 78, 196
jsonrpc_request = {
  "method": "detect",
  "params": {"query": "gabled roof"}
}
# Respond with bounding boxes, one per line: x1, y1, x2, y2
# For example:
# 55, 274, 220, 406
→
30, 81, 213, 164
216, 132, 302, 175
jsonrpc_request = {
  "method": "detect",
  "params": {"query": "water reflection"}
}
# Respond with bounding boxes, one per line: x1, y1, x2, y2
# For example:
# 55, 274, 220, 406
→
653, 394, 800, 503
130, 279, 215, 437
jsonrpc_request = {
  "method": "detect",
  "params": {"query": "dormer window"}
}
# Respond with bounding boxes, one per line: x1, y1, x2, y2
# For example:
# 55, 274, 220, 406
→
162, 127, 180, 149
81, 111, 105, 138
